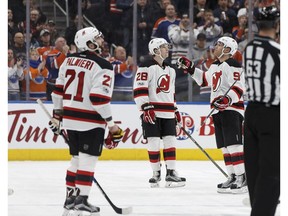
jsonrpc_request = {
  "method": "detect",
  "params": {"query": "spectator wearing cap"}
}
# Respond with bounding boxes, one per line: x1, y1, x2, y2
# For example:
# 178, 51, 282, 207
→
232, 8, 248, 42
45, 20, 59, 44
192, 33, 209, 62
37, 29, 53, 57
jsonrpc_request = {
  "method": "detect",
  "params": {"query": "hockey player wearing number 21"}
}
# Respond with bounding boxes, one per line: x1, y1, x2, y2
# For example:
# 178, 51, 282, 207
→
177, 36, 247, 194
133, 38, 186, 188
49, 27, 124, 216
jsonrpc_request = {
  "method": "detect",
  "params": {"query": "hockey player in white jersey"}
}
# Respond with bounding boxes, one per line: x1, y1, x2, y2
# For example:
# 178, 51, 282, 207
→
49, 27, 123, 216
177, 36, 247, 194
133, 38, 186, 188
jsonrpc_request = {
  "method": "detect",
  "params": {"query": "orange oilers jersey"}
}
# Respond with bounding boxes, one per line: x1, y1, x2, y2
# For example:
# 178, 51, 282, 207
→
22, 66, 49, 100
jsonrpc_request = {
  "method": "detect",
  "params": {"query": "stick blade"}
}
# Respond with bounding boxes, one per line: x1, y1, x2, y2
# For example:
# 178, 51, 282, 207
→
121, 206, 133, 215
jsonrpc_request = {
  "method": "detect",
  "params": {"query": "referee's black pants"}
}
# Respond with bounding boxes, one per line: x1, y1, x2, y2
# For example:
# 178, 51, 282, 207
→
244, 103, 280, 216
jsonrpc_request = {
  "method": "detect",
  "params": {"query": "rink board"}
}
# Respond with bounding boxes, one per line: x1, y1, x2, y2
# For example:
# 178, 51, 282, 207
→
8, 102, 223, 161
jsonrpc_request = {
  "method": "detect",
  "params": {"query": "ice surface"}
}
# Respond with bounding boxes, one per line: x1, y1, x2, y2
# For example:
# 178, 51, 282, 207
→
8, 161, 280, 216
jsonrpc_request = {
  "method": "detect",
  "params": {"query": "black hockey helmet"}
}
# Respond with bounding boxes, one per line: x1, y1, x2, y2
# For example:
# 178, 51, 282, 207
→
256, 6, 280, 29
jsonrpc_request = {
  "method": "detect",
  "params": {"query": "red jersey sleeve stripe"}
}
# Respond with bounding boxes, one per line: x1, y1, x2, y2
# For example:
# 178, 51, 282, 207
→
133, 87, 149, 98
201, 72, 208, 87
90, 93, 111, 105
231, 86, 243, 99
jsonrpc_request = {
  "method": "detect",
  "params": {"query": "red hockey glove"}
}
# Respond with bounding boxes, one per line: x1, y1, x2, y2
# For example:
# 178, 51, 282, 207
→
104, 126, 124, 149
176, 56, 195, 75
212, 95, 232, 111
175, 108, 182, 124
49, 109, 63, 135
141, 103, 156, 124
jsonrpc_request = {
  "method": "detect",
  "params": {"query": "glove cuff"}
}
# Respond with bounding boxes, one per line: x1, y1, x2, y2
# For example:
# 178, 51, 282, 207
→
141, 103, 154, 111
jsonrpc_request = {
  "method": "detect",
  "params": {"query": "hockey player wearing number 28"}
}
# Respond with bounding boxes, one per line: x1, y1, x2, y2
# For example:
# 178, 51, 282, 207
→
133, 38, 186, 188
177, 36, 247, 194
50, 27, 124, 216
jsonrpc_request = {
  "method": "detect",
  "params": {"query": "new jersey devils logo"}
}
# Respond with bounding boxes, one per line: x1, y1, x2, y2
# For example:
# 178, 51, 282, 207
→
212, 71, 222, 92
156, 74, 170, 93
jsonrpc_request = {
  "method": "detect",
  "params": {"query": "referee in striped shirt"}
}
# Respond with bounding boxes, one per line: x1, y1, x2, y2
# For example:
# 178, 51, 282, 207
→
242, 6, 280, 216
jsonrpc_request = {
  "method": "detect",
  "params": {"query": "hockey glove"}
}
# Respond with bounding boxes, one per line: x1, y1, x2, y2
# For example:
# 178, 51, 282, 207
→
175, 108, 182, 124
176, 56, 195, 75
141, 103, 156, 124
104, 127, 124, 149
212, 95, 232, 111
48, 109, 63, 135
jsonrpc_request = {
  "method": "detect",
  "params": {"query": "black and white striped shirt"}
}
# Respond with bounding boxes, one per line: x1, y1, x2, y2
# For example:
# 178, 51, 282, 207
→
243, 35, 280, 106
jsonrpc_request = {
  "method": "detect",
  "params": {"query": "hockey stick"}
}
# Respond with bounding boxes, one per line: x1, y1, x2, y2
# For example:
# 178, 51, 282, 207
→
179, 123, 228, 178
198, 71, 244, 131
36, 99, 133, 215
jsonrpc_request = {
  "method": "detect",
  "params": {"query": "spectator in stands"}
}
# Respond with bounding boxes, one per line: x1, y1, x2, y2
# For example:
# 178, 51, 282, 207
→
213, 0, 238, 34
11, 32, 27, 67
44, 37, 69, 100
24, 28, 40, 49
151, 4, 180, 43
8, 48, 24, 101
168, 13, 198, 64
18, 9, 44, 40
232, 8, 248, 42
229, 0, 245, 12
193, 0, 207, 27
238, 28, 249, 52
110, 46, 136, 101
121, 0, 154, 61
168, 13, 199, 102
197, 9, 223, 47
105, 0, 126, 46
45, 20, 59, 45
194, 45, 216, 102
173, 0, 189, 17
23, 0, 47, 24
150, 0, 172, 24
100, 41, 112, 60
8, 8, 19, 47
192, 33, 209, 62
8, 0, 26, 25
21, 48, 48, 101
36, 29, 53, 57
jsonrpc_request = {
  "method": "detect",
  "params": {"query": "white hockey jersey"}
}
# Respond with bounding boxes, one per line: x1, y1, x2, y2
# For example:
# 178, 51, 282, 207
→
192, 58, 245, 116
52, 51, 115, 131
133, 59, 177, 119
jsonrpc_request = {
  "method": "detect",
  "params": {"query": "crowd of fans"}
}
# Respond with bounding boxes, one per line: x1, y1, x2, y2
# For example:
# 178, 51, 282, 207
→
8, 0, 280, 102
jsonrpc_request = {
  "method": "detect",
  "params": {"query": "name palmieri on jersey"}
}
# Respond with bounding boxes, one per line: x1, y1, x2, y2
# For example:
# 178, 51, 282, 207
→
65, 57, 95, 70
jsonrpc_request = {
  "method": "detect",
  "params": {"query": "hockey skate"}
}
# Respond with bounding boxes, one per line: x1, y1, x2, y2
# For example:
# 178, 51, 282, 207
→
62, 196, 76, 216
230, 173, 248, 194
217, 174, 236, 193
149, 170, 161, 188
165, 169, 186, 188
73, 195, 100, 216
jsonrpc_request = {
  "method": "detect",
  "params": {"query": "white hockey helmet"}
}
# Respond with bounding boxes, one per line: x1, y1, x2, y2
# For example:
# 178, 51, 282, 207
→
216, 36, 238, 55
74, 27, 103, 52
148, 38, 170, 55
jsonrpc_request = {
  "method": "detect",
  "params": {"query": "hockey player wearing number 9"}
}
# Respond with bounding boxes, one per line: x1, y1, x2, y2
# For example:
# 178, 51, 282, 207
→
177, 36, 247, 194
50, 27, 123, 216
133, 38, 186, 188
